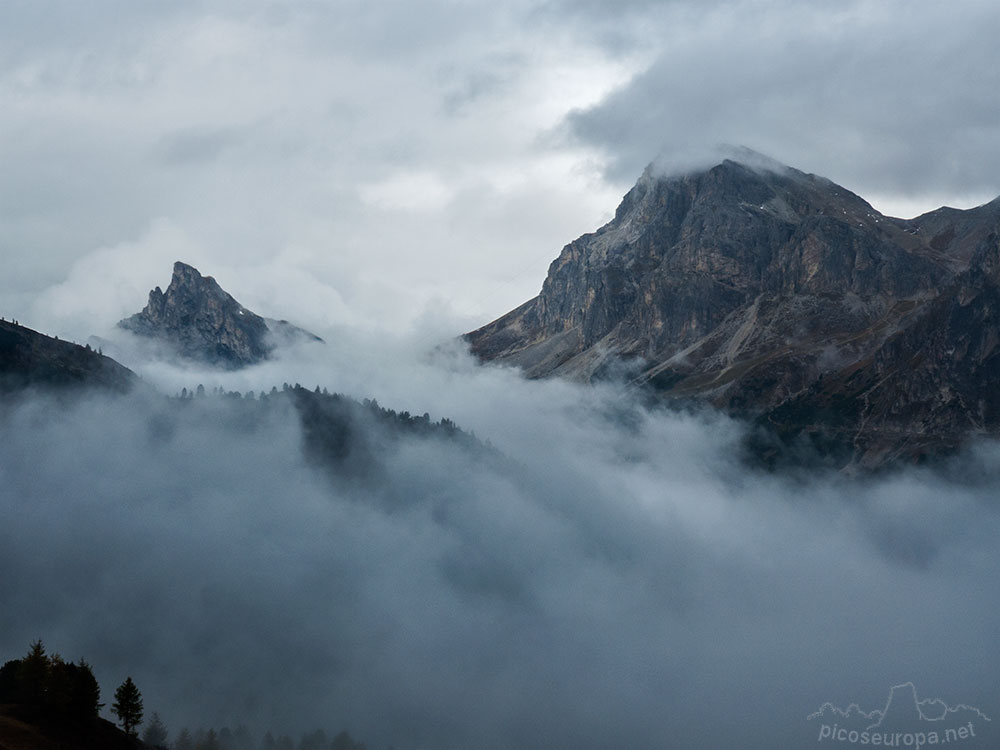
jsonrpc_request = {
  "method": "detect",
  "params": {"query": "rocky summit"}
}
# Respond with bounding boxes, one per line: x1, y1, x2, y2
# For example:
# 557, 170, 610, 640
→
119, 261, 321, 368
465, 152, 1000, 469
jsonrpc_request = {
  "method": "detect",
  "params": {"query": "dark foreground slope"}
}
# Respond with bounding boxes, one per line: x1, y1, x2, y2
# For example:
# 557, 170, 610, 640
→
0, 319, 138, 395
466, 154, 1000, 468
0, 705, 139, 750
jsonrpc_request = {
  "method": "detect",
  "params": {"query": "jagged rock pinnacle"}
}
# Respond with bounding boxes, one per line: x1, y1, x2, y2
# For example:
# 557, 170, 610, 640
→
119, 261, 320, 368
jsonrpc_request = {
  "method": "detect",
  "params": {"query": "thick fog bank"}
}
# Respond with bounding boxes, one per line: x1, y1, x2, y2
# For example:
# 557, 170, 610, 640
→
2, 343, 999, 749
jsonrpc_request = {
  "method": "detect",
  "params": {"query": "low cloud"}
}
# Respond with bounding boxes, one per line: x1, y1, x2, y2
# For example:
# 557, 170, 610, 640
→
2, 332, 999, 749
564, 0, 1000, 216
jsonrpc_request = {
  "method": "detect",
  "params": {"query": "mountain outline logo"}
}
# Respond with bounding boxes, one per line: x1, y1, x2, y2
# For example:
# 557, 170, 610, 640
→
808, 683, 991, 747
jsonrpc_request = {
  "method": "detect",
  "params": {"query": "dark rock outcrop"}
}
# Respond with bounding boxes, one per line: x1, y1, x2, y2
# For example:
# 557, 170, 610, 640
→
465, 153, 1000, 468
0, 319, 137, 394
119, 261, 321, 368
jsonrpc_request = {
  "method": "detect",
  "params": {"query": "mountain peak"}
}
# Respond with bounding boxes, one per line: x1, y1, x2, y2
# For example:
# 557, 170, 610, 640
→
119, 262, 321, 368
166, 260, 229, 301
642, 146, 796, 185
716, 145, 791, 173
465, 157, 1000, 469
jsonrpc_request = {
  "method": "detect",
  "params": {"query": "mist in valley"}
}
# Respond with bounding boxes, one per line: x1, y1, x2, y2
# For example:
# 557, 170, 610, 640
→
2, 332, 999, 749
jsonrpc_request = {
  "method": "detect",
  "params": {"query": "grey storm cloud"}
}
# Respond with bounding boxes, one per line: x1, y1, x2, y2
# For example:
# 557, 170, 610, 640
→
0, 0, 624, 340
5, 0, 1000, 345
2, 337, 1000, 749
564, 0, 1000, 210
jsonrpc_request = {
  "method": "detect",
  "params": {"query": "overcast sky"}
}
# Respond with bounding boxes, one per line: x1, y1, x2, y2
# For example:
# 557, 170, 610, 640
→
2, 0, 1000, 343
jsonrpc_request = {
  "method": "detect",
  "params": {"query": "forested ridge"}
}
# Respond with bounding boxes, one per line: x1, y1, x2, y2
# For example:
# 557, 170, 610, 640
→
1, 641, 373, 750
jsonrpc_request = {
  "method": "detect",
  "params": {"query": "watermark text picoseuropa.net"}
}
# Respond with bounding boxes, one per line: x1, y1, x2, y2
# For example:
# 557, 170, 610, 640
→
817, 721, 978, 748
808, 683, 991, 749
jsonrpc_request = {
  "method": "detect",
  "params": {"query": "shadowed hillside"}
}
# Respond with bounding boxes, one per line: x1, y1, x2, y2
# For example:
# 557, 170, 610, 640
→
0, 319, 138, 395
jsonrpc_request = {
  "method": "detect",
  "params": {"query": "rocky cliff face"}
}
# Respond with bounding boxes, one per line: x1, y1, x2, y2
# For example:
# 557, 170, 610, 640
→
465, 155, 1000, 468
119, 262, 320, 368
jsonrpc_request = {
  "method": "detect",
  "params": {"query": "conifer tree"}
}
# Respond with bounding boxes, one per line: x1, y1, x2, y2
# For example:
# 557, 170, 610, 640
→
20, 640, 49, 706
175, 727, 194, 750
112, 676, 143, 737
142, 711, 169, 747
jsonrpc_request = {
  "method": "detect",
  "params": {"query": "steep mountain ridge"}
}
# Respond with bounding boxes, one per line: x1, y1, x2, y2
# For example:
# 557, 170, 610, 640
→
465, 155, 1000, 467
